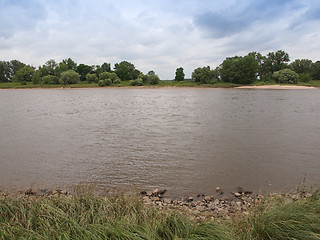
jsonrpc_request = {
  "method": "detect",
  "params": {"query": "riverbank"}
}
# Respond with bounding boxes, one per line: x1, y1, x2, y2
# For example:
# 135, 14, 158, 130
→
236, 85, 317, 89
1, 186, 319, 239
1, 80, 320, 89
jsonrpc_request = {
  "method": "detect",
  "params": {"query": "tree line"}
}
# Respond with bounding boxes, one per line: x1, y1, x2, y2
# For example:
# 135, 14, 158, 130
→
1, 50, 320, 86
0, 59, 160, 86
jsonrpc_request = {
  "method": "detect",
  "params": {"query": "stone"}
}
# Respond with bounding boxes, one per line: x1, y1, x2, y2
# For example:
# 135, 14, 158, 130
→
187, 197, 194, 202
237, 187, 243, 194
140, 191, 147, 195
216, 187, 224, 194
25, 188, 36, 195
152, 189, 160, 195
196, 206, 206, 212
204, 195, 214, 202
163, 198, 173, 204
60, 190, 68, 195
234, 192, 241, 198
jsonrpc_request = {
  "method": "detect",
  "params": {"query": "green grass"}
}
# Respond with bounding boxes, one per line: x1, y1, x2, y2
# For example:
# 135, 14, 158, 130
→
1, 80, 319, 90
0, 192, 232, 240
235, 191, 320, 240
1, 189, 320, 239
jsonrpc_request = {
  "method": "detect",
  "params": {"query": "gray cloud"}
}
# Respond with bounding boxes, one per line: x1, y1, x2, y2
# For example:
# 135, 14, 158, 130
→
0, 0, 320, 79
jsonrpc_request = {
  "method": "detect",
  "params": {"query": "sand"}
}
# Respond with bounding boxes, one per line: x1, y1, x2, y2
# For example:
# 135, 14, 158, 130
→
235, 85, 317, 89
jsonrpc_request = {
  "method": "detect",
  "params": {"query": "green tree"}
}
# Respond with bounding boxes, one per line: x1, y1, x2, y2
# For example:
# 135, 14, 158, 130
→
290, 59, 313, 74
311, 61, 320, 80
31, 70, 41, 84
145, 71, 160, 85
86, 73, 98, 83
261, 50, 290, 80
273, 68, 299, 84
39, 59, 57, 77
192, 66, 217, 84
175, 67, 185, 81
59, 70, 79, 85
219, 55, 258, 84
10, 60, 26, 77
54, 62, 68, 76
94, 62, 111, 76
0, 61, 11, 82
114, 61, 137, 81
76, 64, 93, 81
62, 58, 77, 71
13, 65, 34, 83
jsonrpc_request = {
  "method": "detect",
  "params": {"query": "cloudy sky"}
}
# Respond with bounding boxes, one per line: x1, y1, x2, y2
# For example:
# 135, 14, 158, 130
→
1, 0, 320, 79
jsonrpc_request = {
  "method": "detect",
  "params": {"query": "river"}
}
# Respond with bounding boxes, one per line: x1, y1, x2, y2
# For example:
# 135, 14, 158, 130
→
0, 88, 319, 197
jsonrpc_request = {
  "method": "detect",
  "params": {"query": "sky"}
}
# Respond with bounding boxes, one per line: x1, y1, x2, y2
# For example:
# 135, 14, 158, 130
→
1, 0, 320, 79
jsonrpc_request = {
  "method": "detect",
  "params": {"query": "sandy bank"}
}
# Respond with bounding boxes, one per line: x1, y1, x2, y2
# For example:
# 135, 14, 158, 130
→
236, 85, 317, 89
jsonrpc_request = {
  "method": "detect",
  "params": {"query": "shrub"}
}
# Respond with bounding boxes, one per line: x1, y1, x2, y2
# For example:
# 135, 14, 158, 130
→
98, 80, 105, 87
148, 74, 160, 85
42, 75, 59, 84
59, 70, 80, 85
86, 73, 98, 83
104, 79, 112, 86
113, 79, 121, 84
273, 68, 299, 84
299, 73, 312, 82
130, 79, 143, 86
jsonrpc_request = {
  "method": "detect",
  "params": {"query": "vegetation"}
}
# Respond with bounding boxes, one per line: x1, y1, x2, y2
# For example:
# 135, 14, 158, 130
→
1, 50, 320, 88
1, 188, 320, 239
174, 67, 185, 81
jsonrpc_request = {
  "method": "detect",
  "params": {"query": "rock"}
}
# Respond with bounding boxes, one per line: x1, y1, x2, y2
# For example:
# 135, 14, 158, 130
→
143, 196, 152, 204
216, 187, 224, 194
158, 189, 167, 195
196, 206, 206, 212
140, 191, 147, 195
151, 196, 160, 202
51, 190, 58, 195
152, 189, 160, 195
163, 198, 173, 204
204, 195, 214, 202
59, 190, 68, 195
25, 188, 36, 195
237, 187, 243, 194
187, 197, 194, 202
234, 192, 241, 198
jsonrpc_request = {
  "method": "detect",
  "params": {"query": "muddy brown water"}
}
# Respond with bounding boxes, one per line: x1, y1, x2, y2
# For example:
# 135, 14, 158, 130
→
0, 88, 319, 198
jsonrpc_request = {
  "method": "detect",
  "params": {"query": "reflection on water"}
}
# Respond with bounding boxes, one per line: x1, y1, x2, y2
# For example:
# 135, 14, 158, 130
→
0, 88, 319, 197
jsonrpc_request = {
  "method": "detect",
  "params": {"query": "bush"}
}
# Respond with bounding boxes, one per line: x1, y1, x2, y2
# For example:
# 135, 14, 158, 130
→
59, 70, 80, 85
42, 75, 59, 84
98, 80, 105, 87
299, 73, 312, 82
273, 68, 299, 84
113, 79, 121, 84
130, 79, 143, 86
86, 73, 98, 83
148, 74, 160, 85
104, 79, 112, 86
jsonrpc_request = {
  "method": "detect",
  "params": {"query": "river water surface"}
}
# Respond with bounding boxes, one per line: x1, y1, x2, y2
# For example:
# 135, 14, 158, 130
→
1, 88, 319, 197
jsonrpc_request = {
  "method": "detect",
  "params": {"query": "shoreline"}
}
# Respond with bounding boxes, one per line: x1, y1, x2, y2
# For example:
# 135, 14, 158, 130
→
0, 85, 318, 90
235, 85, 317, 89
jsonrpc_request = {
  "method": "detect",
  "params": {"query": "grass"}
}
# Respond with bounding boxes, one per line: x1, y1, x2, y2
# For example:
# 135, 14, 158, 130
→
0, 191, 231, 240
1, 189, 320, 239
1, 79, 320, 89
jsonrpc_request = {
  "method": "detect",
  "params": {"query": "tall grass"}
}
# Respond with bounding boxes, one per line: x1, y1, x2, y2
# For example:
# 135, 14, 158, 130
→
0, 192, 231, 239
1, 190, 320, 239
236, 191, 320, 240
